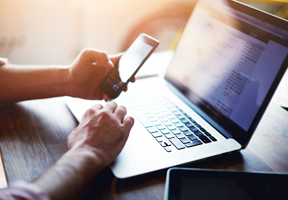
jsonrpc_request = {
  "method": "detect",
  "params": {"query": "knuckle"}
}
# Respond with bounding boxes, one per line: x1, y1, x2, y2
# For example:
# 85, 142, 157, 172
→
126, 116, 135, 126
119, 105, 127, 110
84, 108, 96, 117
108, 101, 117, 107
98, 110, 110, 120
98, 51, 109, 60
82, 48, 92, 55
118, 105, 127, 112
99, 50, 107, 56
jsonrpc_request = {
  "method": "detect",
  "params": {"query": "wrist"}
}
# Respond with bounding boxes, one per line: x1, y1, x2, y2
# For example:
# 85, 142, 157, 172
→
32, 145, 104, 200
59, 66, 72, 97
65, 146, 106, 177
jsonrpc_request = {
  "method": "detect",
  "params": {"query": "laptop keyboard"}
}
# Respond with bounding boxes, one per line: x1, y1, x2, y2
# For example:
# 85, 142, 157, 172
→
121, 92, 217, 152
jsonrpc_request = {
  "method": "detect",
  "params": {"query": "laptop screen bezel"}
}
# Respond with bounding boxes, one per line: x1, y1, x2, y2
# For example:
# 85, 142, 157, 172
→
164, 0, 288, 148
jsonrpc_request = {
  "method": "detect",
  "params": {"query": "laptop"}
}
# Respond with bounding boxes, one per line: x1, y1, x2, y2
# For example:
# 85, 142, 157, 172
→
65, 0, 288, 178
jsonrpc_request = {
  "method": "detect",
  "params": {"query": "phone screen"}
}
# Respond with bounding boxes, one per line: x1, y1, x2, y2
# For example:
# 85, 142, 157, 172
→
100, 33, 159, 98
105, 40, 153, 90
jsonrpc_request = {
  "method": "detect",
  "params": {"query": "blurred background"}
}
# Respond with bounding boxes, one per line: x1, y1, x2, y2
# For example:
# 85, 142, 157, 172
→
0, 0, 287, 65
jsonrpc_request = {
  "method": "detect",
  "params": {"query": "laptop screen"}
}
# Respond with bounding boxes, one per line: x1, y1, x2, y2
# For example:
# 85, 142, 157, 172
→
165, 0, 288, 143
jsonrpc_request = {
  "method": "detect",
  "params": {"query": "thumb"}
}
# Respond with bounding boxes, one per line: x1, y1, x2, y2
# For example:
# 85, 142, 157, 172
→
110, 53, 123, 65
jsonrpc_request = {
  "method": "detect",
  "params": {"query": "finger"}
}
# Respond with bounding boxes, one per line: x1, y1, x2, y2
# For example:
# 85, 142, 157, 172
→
104, 96, 112, 102
0, 58, 9, 65
82, 48, 114, 70
102, 92, 112, 102
83, 104, 104, 119
123, 116, 134, 131
131, 77, 136, 83
91, 104, 104, 111
104, 101, 117, 113
114, 105, 127, 122
109, 53, 123, 64
102, 92, 108, 101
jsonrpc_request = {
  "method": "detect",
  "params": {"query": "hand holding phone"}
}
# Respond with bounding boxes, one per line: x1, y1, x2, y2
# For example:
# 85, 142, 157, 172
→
100, 33, 159, 99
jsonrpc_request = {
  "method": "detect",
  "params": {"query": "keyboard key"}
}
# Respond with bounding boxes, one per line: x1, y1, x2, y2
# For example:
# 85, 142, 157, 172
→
167, 115, 176, 119
156, 125, 166, 130
188, 135, 197, 141
185, 140, 202, 147
176, 115, 185, 119
183, 130, 193, 136
161, 129, 170, 134
180, 138, 190, 144
194, 123, 201, 127
149, 117, 158, 122
147, 127, 158, 133
168, 108, 177, 112
171, 110, 181, 115
157, 116, 166, 120
163, 121, 172, 126
172, 129, 181, 135
142, 110, 150, 115
209, 136, 217, 141
179, 127, 188, 132
145, 114, 154, 118
174, 122, 184, 128
180, 119, 189, 124
155, 113, 164, 118
189, 118, 196, 123
153, 120, 162, 126
205, 132, 212, 137
184, 114, 192, 119
160, 141, 167, 147
170, 119, 179, 123
151, 132, 162, 138
164, 147, 172, 152
190, 127, 198, 132
156, 137, 163, 142
194, 130, 204, 136
165, 112, 173, 116
185, 122, 194, 128
160, 141, 171, 147
152, 111, 160, 115
160, 118, 169, 122
179, 110, 187, 115
199, 127, 206, 132
169, 138, 185, 150
167, 125, 177, 130
164, 140, 172, 146
199, 135, 211, 143
129, 107, 153, 128
165, 133, 175, 139
176, 133, 185, 139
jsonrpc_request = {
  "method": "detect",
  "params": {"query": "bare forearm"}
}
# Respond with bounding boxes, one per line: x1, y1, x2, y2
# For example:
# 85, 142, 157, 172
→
33, 147, 104, 200
0, 65, 70, 102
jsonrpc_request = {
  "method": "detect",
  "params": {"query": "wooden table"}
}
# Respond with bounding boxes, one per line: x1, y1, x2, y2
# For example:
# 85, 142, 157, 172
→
0, 96, 288, 199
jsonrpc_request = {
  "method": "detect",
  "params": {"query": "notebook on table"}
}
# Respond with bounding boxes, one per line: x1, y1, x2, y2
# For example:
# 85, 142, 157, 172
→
65, 0, 288, 178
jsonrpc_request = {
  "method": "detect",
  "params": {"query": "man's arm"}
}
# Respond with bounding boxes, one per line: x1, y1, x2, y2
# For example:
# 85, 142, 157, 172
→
32, 101, 134, 200
0, 64, 70, 102
0, 49, 118, 103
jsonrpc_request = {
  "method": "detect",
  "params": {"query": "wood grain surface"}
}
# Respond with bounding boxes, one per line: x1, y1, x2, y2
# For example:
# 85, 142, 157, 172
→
0, 97, 288, 200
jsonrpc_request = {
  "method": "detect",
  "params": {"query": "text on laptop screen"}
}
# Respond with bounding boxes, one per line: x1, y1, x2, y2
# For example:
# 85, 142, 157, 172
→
165, 0, 288, 132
